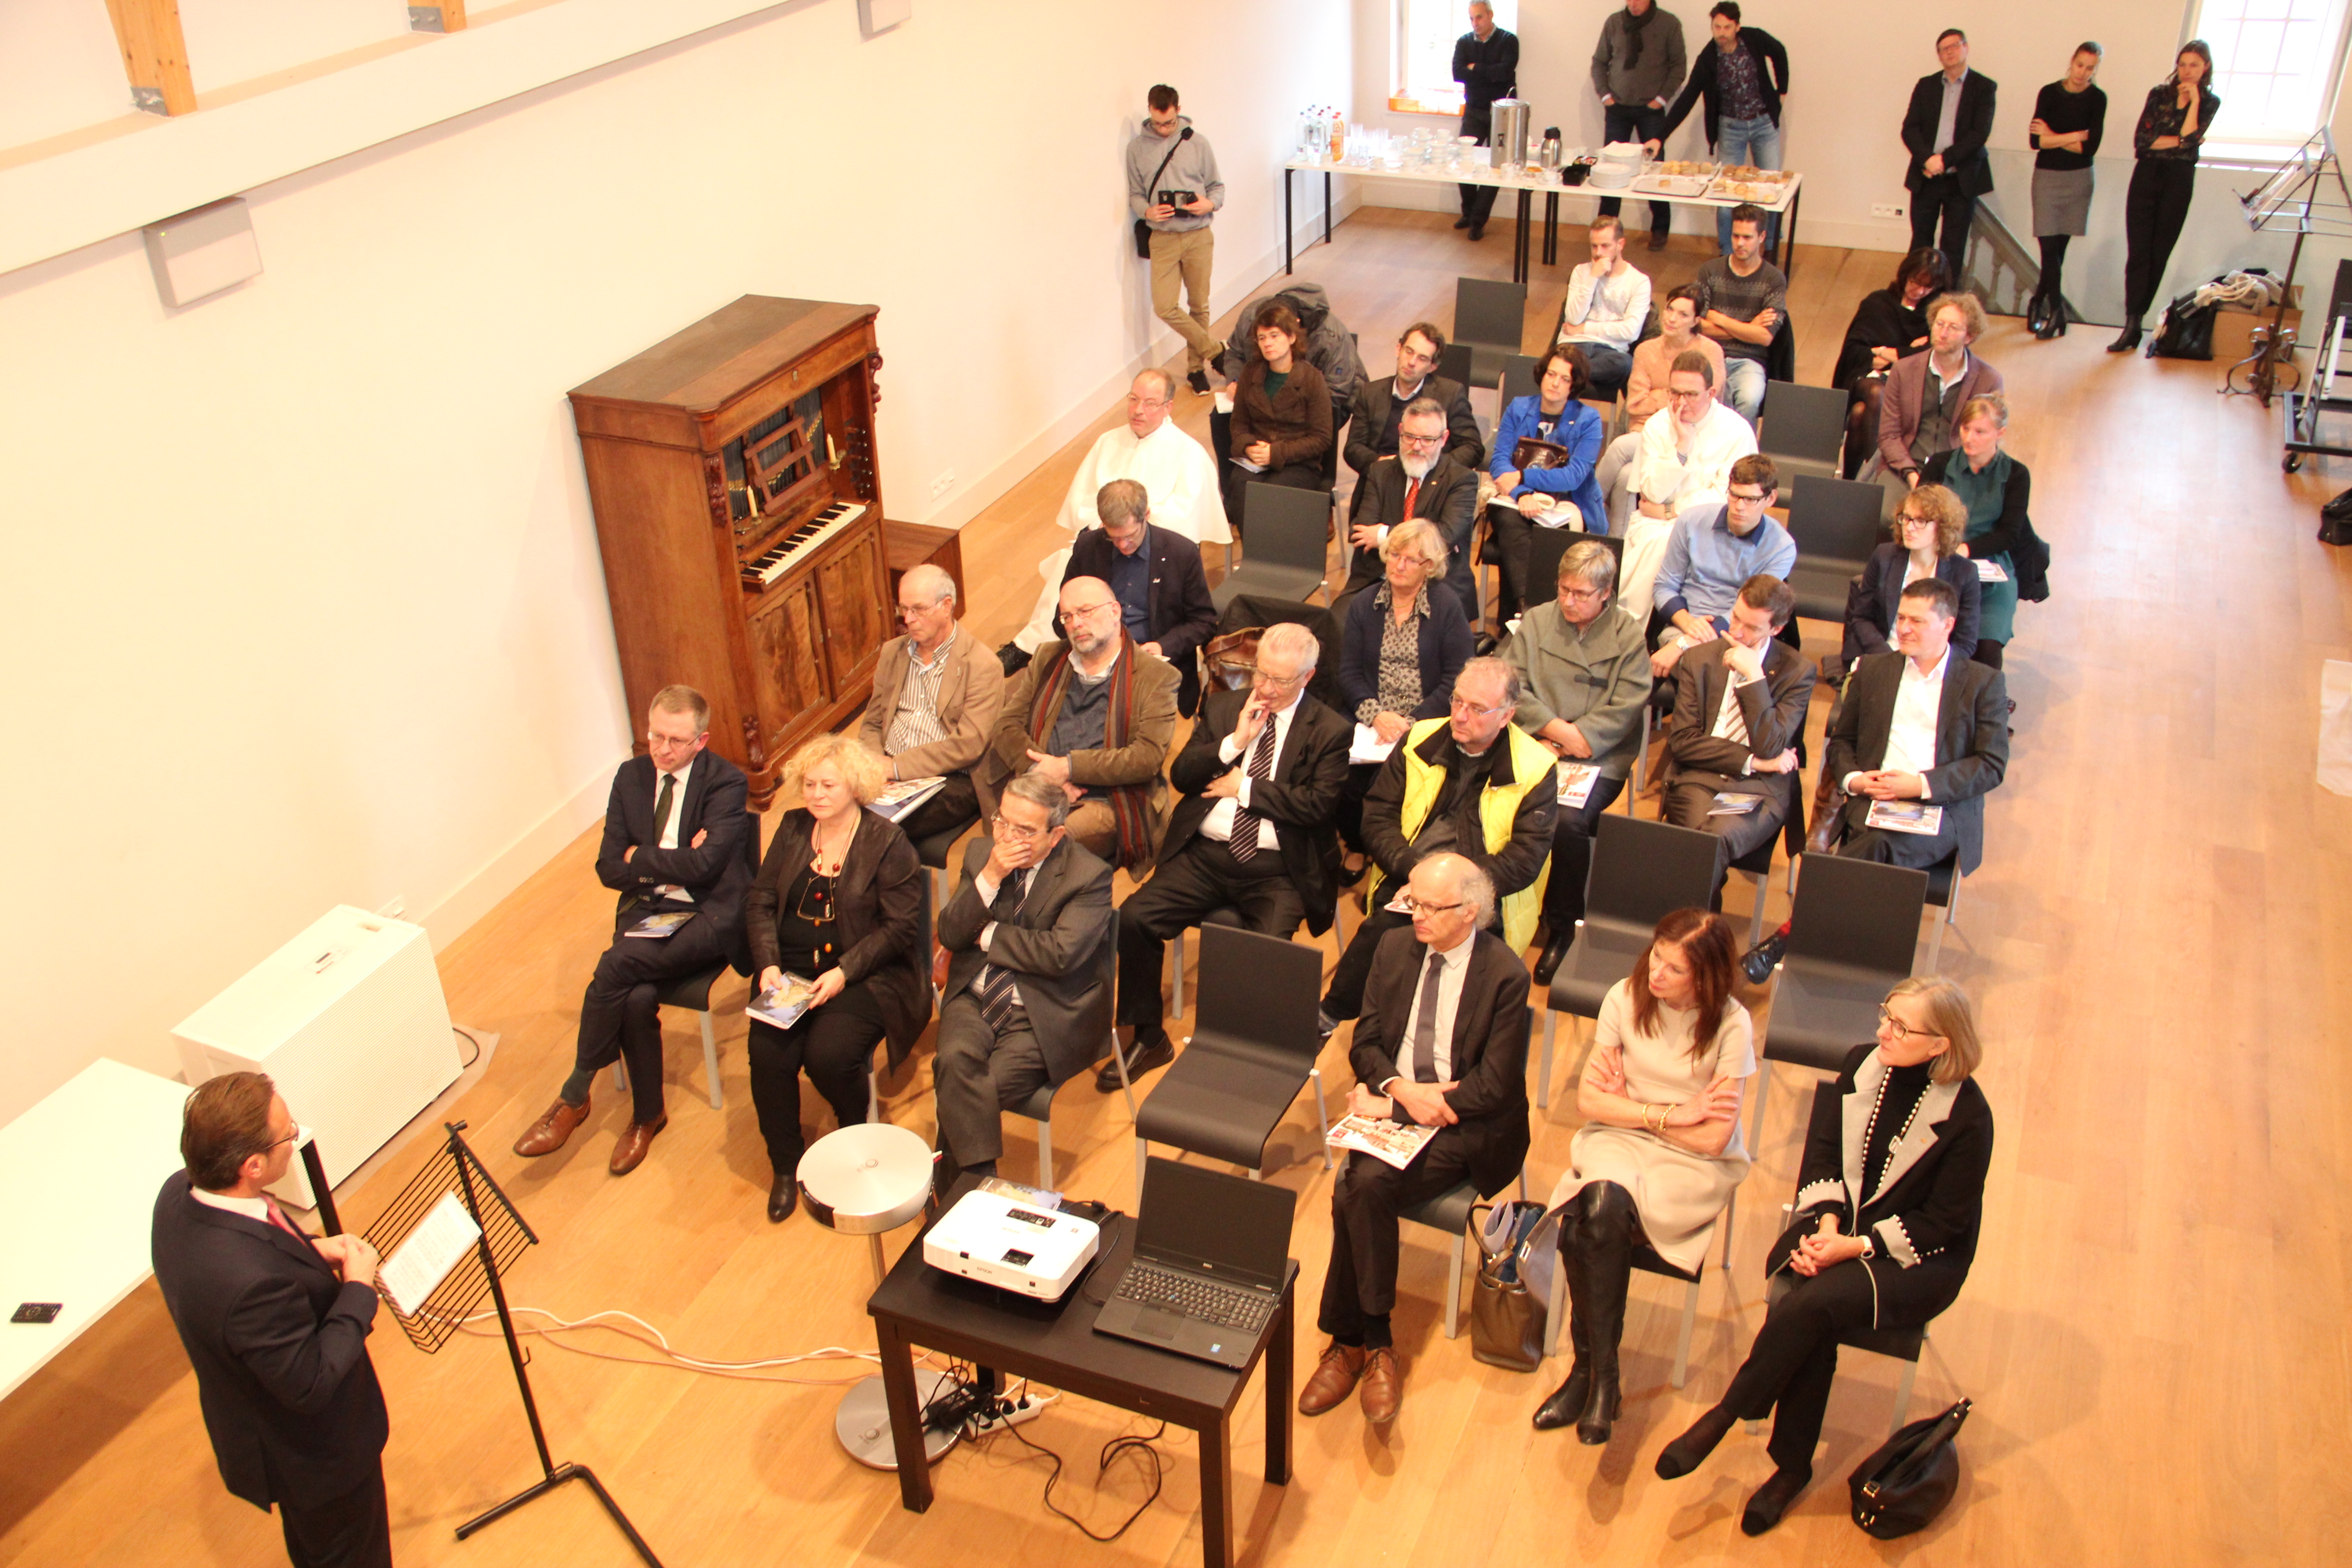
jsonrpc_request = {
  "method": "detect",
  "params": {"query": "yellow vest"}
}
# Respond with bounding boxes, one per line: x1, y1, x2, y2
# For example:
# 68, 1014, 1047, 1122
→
1370, 719, 1554, 951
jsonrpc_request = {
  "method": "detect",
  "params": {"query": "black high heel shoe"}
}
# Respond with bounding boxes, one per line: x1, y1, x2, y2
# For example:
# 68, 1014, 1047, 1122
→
2107, 323, 2143, 353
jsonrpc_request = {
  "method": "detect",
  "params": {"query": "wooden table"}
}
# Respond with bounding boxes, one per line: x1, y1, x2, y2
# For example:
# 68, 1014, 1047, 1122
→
868, 1182, 1297, 1568
1283, 156, 1806, 282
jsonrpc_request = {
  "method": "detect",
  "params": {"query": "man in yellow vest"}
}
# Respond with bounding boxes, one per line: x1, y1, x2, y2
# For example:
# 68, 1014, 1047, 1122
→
1318, 657, 1559, 1034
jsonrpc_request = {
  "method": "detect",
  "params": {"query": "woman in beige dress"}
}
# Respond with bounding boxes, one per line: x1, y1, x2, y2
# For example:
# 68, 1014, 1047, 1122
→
1533, 908, 1751, 1444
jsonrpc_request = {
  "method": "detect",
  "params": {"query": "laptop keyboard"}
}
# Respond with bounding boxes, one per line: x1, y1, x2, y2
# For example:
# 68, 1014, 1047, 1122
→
1117, 1262, 1273, 1333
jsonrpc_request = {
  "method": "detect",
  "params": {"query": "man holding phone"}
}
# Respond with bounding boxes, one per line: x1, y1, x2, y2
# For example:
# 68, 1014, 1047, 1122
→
1129, 85, 1227, 394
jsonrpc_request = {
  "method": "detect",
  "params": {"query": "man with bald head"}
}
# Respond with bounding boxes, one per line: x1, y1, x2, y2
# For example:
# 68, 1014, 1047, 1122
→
860, 562, 1005, 843
984, 574, 1180, 872
1300, 852, 1533, 1426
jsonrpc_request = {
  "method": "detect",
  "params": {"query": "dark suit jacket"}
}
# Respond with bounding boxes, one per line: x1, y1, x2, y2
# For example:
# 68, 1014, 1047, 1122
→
1163, 688, 1353, 934
1902, 70, 1998, 196
1846, 544, 1981, 666
1345, 374, 1483, 476
1065, 524, 1218, 711
746, 806, 934, 1069
1341, 454, 1481, 624
1352, 926, 1531, 1196
1338, 586, 1476, 725
939, 834, 1114, 1081
1666, 636, 1817, 814
1875, 349, 2003, 478
1782, 1044, 1993, 1283
1825, 651, 2009, 872
150, 1173, 388, 1510
596, 749, 753, 940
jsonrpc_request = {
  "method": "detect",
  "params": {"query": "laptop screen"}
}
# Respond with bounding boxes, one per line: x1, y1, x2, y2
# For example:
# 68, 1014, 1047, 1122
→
1133, 1156, 1295, 1291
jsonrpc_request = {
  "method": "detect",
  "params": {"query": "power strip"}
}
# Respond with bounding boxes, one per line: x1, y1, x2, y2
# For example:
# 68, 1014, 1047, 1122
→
968, 1392, 1049, 1436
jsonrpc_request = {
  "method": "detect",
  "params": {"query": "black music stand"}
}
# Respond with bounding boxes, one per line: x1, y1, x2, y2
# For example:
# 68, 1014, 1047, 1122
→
363, 1122, 663, 1566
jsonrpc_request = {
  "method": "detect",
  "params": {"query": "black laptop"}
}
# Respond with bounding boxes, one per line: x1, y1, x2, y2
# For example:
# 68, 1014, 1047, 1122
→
1092, 1156, 1296, 1369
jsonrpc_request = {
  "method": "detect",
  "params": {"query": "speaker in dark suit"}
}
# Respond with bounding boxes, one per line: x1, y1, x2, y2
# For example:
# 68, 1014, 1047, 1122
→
1300, 854, 1531, 1428
514, 687, 753, 1175
152, 1074, 390, 1568
932, 770, 1116, 1176
1825, 579, 2009, 872
1109, 625, 1351, 1078
1901, 37, 1999, 267
1662, 579, 1816, 897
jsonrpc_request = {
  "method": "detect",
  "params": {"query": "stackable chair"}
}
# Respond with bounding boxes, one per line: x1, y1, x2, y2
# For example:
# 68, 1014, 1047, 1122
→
1213, 482, 1332, 613
1757, 381, 1852, 485
1783, 475, 1888, 626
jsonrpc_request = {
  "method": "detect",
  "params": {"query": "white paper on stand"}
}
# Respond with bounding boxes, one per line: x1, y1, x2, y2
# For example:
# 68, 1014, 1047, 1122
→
379, 1191, 482, 1317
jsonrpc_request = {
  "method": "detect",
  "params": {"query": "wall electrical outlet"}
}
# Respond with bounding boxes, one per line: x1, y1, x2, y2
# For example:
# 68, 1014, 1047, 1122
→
1871, 202, 1906, 219
929, 470, 955, 500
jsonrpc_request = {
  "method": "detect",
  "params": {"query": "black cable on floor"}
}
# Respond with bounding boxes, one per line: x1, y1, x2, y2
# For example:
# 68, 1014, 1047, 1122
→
998, 1417, 1166, 1543
451, 1026, 481, 1070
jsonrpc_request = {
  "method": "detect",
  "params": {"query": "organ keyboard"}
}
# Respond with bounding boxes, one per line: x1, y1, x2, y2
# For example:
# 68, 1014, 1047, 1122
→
742, 501, 869, 588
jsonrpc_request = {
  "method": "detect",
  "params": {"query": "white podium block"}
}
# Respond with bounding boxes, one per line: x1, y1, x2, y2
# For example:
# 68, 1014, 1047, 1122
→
173, 906, 462, 1209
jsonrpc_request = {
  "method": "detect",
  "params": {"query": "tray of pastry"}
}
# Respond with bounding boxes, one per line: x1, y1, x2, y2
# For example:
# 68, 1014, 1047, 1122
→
1705, 167, 1796, 202
1630, 160, 1718, 197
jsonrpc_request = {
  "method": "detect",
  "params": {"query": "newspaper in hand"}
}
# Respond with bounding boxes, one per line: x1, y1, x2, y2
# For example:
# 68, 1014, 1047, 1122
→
1864, 799, 1944, 835
1556, 761, 1599, 809
1327, 1113, 1438, 1170
745, 972, 818, 1030
870, 775, 947, 823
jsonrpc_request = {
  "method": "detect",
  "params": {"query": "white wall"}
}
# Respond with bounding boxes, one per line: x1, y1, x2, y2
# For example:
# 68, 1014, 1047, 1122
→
0, 0, 1348, 1126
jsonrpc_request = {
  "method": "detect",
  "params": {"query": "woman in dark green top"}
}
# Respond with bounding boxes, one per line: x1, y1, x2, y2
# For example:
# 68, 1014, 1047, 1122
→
2112, 41, 2220, 353
1920, 394, 2028, 668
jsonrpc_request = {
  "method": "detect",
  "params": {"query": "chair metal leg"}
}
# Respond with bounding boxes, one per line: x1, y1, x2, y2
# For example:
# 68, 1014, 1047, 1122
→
1034, 1110, 1054, 1191
1745, 1058, 1773, 1156
1747, 877, 1769, 948
611, 1056, 628, 1093
1170, 927, 1188, 1019
1108, 1028, 1138, 1120
698, 1010, 723, 1110
1720, 1185, 1738, 1269
1538, 1009, 1556, 1110
1443, 1229, 1465, 1340
1309, 1067, 1333, 1170
1133, 1136, 1148, 1204
1891, 1353, 1921, 1435
1924, 906, 1946, 972
1672, 1271, 1701, 1389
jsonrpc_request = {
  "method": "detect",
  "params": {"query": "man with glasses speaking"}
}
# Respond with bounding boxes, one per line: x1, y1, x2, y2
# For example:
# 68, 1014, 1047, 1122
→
1318, 657, 1558, 1035
984, 576, 1179, 874
933, 769, 1116, 1179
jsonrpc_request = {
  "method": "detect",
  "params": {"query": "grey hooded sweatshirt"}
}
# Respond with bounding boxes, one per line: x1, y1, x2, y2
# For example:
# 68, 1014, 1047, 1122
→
1127, 115, 1225, 233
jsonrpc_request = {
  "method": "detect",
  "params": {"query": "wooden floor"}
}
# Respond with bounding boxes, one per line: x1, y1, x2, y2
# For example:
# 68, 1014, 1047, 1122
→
9, 206, 2351, 1568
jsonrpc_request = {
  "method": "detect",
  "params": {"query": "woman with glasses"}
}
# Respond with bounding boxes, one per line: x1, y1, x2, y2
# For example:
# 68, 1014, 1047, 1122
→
1533, 909, 1749, 1446
1842, 482, 1980, 671
1336, 518, 1474, 852
1656, 975, 1992, 1536
744, 734, 932, 1222
1488, 344, 1609, 623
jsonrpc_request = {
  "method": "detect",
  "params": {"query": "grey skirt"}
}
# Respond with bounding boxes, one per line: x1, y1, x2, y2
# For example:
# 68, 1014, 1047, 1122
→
2032, 166, 2095, 236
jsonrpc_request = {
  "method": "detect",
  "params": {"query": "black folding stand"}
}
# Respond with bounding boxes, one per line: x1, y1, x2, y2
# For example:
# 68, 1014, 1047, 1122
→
364, 1121, 663, 1566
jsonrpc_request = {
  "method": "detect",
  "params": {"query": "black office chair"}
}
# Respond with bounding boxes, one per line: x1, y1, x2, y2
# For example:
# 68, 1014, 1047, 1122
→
1436, 339, 1475, 388
1537, 815, 1722, 1110
912, 809, 981, 931
1744, 853, 1928, 1158
1012, 909, 1133, 1190
1784, 475, 1888, 626
1213, 482, 1331, 613
1455, 276, 1529, 385
613, 808, 764, 1112
1757, 381, 1851, 485
1498, 352, 1539, 410
1133, 924, 1332, 1186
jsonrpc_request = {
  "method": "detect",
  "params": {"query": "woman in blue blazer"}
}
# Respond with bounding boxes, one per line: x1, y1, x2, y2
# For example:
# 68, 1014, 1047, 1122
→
1489, 344, 1608, 624
1841, 482, 1981, 669
1335, 519, 1474, 852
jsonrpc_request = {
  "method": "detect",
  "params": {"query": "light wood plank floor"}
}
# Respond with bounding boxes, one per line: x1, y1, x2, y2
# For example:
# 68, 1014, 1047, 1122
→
8, 206, 2350, 1567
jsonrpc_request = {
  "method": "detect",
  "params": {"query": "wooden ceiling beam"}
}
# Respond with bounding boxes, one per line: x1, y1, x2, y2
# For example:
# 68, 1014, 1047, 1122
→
103, 0, 197, 117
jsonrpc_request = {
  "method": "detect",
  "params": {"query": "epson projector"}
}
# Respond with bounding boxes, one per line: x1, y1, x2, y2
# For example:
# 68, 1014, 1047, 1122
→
923, 1186, 1099, 1301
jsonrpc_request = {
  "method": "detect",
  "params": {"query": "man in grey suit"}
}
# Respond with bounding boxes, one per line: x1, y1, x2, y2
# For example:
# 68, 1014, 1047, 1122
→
933, 767, 1116, 1177
1662, 574, 1814, 897
1825, 577, 2008, 870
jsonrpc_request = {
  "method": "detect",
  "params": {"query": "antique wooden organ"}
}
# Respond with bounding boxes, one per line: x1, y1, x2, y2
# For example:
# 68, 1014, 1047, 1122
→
569, 296, 899, 808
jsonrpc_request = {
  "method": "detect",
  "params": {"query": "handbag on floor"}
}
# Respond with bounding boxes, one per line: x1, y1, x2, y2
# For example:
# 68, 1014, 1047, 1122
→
1468, 1200, 1549, 1372
1849, 1396, 1970, 1538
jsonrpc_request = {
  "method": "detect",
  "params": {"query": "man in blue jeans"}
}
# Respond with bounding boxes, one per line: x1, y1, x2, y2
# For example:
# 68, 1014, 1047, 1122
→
1653, 3, 1789, 254
1591, 0, 1687, 250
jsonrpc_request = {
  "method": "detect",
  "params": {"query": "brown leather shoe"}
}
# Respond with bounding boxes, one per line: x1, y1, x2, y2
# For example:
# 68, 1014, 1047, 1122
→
1357, 1346, 1403, 1425
513, 1096, 590, 1157
607, 1114, 667, 1175
1298, 1342, 1368, 1416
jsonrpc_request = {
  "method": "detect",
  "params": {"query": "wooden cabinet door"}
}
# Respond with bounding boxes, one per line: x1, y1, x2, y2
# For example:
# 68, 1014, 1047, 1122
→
747, 575, 828, 761
817, 524, 889, 693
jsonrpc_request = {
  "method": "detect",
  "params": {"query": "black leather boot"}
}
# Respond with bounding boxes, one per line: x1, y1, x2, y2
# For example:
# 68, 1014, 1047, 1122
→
2107, 323, 2143, 353
1570, 1182, 1636, 1444
1531, 1207, 1592, 1431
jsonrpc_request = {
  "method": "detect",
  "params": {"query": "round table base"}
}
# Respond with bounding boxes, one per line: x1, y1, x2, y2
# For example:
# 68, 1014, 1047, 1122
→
836, 1369, 959, 1470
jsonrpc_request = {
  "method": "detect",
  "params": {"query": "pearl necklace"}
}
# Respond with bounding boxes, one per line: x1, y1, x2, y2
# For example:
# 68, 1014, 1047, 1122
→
1862, 1066, 1929, 1186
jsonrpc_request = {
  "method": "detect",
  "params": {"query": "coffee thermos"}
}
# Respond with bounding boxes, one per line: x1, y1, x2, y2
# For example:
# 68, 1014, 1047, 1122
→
1489, 98, 1530, 169
1539, 127, 1563, 171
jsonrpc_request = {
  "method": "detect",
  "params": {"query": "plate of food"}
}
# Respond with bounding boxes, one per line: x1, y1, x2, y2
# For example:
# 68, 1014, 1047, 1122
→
1707, 178, 1787, 203
1632, 159, 1717, 197
1720, 165, 1793, 183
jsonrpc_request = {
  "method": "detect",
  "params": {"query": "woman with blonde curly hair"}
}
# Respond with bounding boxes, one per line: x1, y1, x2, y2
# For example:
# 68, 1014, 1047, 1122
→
1842, 481, 1981, 668
744, 734, 932, 1221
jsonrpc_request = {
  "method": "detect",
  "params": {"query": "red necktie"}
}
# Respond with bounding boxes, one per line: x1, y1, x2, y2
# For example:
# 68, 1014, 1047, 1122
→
264, 1197, 314, 1250
1402, 477, 1421, 518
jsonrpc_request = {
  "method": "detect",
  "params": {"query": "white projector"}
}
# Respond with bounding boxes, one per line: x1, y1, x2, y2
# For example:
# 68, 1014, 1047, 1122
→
924, 1187, 1099, 1301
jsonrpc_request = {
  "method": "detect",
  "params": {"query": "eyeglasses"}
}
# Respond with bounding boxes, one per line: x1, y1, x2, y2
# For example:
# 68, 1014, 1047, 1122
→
1669, 386, 1710, 401
1059, 601, 1118, 625
1876, 1005, 1946, 1044
263, 1125, 301, 1152
1398, 431, 1445, 447
1397, 895, 1463, 916
1727, 490, 1771, 506
1125, 394, 1170, 408
1449, 696, 1508, 716
1558, 584, 1607, 603
991, 814, 1046, 843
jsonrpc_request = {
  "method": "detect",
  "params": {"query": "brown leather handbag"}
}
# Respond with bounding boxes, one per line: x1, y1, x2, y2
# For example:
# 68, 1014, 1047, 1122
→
1201, 627, 1261, 692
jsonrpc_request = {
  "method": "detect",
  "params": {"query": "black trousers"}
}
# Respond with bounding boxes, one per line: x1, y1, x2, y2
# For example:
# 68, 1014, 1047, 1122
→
1318, 1130, 1480, 1335
576, 902, 736, 1123
1721, 1254, 1964, 1473
1335, 761, 1382, 854
892, 772, 980, 849
274, 1465, 392, 1568
1907, 178, 1977, 273
747, 983, 882, 1174
1540, 773, 1627, 931
2122, 158, 2197, 323
1117, 838, 1306, 1042
1457, 107, 1501, 225
1666, 777, 1787, 902
1597, 104, 1671, 233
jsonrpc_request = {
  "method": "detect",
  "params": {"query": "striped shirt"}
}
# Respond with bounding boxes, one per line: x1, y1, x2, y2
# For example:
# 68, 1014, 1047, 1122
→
884, 630, 956, 757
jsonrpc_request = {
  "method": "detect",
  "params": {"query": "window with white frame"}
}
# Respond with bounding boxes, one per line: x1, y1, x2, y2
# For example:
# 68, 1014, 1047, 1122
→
2188, 0, 2352, 147
1396, 0, 1520, 113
